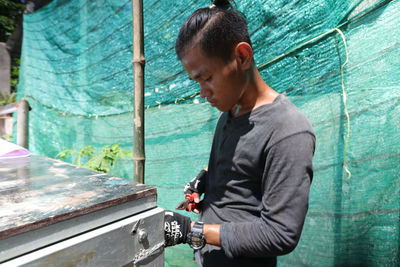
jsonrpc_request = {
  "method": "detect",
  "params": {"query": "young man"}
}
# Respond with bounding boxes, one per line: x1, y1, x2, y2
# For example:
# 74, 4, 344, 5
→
164, 1, 316, 266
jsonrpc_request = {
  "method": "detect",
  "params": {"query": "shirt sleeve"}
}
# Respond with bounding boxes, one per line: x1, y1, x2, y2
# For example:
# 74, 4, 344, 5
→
220, 132, 315, 258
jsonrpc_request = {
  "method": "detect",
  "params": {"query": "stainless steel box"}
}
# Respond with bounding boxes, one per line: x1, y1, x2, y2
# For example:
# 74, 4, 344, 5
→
0, 155, 164, 266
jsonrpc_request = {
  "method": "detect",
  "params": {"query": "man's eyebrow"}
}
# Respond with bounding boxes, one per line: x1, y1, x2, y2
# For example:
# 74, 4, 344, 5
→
189, 70, 205, 80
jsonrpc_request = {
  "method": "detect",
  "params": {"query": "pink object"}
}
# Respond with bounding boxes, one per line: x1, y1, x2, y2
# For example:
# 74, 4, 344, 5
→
0, 139, 30, 159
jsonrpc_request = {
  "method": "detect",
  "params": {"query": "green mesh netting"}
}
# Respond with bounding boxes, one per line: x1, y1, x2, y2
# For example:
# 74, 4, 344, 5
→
16, 0, 399, 266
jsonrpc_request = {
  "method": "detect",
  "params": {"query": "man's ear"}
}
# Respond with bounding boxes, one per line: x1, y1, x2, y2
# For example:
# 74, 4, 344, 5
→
234, 42, 253, 70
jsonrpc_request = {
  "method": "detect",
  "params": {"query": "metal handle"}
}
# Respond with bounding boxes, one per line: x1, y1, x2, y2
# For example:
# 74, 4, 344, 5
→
133, 242, 164, 266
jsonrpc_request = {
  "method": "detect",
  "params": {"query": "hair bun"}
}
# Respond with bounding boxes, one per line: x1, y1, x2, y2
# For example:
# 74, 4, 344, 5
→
212, 0, 232, 9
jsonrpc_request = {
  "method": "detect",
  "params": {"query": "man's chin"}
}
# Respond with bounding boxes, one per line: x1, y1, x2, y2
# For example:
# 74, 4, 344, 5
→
215, 106, 230, 113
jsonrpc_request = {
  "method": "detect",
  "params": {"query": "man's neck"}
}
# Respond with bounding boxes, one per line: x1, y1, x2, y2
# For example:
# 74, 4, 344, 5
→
231, 69, 278, 117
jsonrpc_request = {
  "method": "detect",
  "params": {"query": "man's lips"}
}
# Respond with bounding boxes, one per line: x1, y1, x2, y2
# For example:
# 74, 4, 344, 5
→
207, 98, 217, 106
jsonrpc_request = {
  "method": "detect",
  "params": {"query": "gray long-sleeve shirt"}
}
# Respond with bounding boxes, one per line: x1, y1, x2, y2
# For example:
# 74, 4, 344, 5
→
198, 94, 315, 266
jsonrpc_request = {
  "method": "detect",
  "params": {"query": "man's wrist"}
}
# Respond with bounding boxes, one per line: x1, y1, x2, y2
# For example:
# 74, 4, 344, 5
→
187, 221, 206, 250
188, 221, 221, 247
203, 224, 221, 247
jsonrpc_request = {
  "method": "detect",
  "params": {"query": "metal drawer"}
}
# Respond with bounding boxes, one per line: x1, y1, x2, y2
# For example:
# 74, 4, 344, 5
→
2, 207, 165, 267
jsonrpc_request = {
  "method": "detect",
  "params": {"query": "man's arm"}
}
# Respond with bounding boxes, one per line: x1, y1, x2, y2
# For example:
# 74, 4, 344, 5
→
186, 132, 314, 256
218, 132, 315, 258
167, 133, 314, 257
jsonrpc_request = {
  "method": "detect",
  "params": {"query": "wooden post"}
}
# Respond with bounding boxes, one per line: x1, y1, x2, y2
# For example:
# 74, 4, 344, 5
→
17, 99, 29, 148
132, 0, 145, 184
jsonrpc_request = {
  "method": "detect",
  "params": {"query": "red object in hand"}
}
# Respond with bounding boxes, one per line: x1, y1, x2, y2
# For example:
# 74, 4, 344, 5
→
176, 193, 198, 212
185, 193, 197, 212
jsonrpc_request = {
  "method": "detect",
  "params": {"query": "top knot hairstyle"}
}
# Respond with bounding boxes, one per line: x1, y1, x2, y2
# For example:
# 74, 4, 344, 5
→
175, 0, 252, 62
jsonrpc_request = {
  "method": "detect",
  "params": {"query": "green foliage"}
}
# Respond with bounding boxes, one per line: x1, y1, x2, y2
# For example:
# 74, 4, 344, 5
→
0, 91, 16, 106
0, 0, 25, 41
1, 0, 24, 92
56, 144, 132, 173
56, 145, 93, 166
10, 58, 20, 90
0, 15, 14, 32
1, 133, 12, 141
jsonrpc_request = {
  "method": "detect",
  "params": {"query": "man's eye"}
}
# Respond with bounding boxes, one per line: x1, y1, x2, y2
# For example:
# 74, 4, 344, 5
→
205, 76, 212, 82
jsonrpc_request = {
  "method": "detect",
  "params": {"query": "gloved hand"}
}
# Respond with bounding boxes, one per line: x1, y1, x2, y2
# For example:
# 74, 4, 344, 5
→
184, 169, 207, 195
164, 210, 191, 247
183, 169, 207, 213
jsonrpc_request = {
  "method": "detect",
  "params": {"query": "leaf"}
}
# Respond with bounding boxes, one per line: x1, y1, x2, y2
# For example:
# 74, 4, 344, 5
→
57, 144, 131, 174
76, 145, 95, 166
56, 149, 77, 160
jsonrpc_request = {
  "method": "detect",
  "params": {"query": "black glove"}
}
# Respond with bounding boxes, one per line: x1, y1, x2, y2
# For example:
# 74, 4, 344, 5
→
164, 210, 191, 247
184, 169, 207, 194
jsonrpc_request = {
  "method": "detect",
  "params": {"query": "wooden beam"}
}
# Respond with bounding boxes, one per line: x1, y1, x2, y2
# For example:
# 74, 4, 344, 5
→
132, 0, 145, 184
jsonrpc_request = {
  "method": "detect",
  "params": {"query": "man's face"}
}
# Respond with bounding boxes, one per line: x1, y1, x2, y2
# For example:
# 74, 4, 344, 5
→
180, 44, 248, 112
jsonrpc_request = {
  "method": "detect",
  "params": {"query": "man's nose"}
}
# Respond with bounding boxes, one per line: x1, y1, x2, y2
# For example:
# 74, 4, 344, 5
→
200, 83, 211, 98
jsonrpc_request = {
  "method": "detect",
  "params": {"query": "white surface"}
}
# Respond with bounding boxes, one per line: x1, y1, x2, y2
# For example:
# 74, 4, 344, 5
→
0, 139, 30, 159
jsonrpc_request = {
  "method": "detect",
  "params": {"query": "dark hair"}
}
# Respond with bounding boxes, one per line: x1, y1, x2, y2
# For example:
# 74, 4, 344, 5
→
175, 0, 252, 62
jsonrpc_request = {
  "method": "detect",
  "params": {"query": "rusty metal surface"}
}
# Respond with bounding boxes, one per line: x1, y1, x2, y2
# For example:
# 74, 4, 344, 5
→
0, 154, 157, 241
